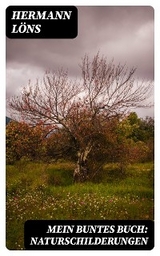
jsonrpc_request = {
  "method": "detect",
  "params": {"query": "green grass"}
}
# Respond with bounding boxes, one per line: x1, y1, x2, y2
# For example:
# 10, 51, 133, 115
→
6, 160, 154, 250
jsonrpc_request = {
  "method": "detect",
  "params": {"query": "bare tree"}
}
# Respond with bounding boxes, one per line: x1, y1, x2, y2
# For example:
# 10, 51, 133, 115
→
8, 53, 153, 182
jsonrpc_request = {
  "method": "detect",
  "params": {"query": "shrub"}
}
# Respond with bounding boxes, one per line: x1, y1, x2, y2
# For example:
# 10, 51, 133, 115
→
6, 121, 47, 164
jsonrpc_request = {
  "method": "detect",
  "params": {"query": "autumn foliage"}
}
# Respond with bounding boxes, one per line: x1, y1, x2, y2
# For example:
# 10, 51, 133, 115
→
6, 121, 47, 163
6, 113, 154, 171
7, 53, 153, 181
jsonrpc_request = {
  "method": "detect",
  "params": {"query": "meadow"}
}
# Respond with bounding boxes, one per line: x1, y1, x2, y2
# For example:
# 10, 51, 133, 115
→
6, 160, 154, 250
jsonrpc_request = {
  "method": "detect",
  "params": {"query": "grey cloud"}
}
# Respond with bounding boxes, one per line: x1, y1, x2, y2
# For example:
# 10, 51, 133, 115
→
6, 6, 154, 116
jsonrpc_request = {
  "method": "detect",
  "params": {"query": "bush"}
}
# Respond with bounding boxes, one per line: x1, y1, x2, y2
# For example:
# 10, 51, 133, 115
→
6, 121, 47, 164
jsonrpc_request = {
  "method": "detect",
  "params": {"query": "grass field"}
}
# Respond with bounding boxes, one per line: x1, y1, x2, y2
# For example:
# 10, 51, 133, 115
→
6, 160, 154, 250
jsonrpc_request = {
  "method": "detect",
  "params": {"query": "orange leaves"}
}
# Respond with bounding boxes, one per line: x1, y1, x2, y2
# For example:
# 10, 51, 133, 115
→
6, 121, 49, 163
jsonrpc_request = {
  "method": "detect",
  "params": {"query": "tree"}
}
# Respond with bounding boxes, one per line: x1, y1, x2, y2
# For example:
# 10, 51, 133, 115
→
8, 53, 153, 181
6, 120, 49, 164
46, 128, 78, 162
126, 113, 154, 162
116, 112, 154, 163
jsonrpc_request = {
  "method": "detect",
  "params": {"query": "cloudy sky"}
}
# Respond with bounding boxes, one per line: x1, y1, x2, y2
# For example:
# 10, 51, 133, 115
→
6, 6, 154, 117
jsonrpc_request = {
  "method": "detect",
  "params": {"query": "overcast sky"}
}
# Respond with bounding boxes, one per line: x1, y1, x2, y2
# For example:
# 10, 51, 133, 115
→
6, 6, 154, 117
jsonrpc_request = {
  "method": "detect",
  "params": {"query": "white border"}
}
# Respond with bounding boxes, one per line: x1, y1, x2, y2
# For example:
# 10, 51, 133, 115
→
1, 1, 159, 255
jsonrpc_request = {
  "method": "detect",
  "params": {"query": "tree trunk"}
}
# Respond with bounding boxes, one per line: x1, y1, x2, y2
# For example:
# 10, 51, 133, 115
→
73, 144, 92, 182
73, 158, 89, 182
